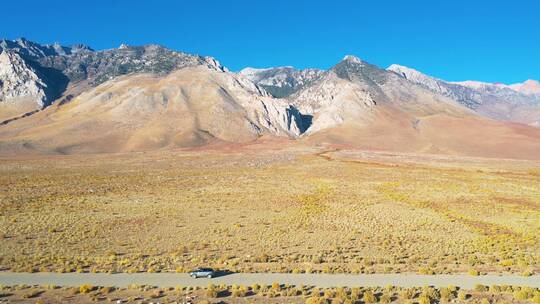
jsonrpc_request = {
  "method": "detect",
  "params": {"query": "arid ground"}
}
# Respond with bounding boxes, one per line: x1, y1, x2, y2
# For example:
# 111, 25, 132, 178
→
1, 143, 539, 277
2, 283, 539, 304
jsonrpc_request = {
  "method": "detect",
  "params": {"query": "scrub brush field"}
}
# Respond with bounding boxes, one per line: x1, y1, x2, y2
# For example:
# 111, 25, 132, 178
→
0, 147, 539, 275
1, 283, 539, 304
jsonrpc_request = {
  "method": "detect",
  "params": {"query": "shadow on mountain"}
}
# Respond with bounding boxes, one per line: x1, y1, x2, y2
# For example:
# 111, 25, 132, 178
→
298, 113, 313, 133
39, 66, 70, 107
288, 106, 313, 134
26, 59, 70, 107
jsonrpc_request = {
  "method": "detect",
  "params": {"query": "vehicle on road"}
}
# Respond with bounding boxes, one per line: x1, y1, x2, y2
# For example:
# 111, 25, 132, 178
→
188, 268, 215, 278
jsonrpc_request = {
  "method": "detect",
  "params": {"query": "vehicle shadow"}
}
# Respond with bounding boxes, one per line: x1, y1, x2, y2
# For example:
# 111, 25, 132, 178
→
213, 270, 234, 278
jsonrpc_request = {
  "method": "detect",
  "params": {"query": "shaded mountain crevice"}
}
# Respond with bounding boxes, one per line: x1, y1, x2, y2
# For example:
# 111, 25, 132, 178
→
287, 106, 313, 134
28, 61, 69, 107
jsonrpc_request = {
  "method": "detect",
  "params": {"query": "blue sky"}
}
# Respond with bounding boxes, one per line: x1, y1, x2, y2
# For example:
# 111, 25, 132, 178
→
2, 0, 539, 83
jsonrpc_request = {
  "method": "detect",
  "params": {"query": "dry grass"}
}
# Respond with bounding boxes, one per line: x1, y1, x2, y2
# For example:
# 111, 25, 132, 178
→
0, 147, 539, 274
0, 283, 538, 304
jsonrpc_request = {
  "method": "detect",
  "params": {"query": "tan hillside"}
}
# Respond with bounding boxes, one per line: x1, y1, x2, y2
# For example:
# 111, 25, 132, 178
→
303, 104, 540, 160
1, 45, 539, 160
0, 66, 303, 154
292, 57, 540, 160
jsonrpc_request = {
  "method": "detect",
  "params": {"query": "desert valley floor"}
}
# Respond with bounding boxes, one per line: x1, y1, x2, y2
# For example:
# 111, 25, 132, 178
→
2, 3, 540, 302
1, 141, 539, 278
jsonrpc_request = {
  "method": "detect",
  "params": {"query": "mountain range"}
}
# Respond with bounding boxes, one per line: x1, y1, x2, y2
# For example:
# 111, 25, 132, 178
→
1, 38, 540, 159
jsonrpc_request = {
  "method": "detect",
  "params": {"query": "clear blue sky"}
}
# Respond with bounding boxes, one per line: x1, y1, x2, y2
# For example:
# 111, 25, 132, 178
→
2, 0, 539, 83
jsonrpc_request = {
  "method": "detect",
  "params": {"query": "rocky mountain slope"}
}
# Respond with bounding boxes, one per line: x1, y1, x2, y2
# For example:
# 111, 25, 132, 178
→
1, 38, 540, 159
239, 66, 324, 98
284, 56, 540, 159
0, 51, 48, 106
387, 64, 540, 126
37, 43, 227, 85
0, 39, 307, 153
509, 79, 540, 95
0, 65, 304, 154
0, 50, 69, 121
289, 56, 469, 133
0, 37, 92, 60
0, 39, 232, 122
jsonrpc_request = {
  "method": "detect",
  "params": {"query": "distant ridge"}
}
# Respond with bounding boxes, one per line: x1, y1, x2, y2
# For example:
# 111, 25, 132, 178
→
387, 64, 540, 127
1, 38, 540, 159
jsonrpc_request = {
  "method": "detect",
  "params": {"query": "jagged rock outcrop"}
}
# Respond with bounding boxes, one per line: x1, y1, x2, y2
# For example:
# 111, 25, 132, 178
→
0, 38, 89, 120
239, 66, 324, 98
0, 37, 93, 60
290, 71, 376, 134
0, 51, 48, 106
37, 44, 227, 85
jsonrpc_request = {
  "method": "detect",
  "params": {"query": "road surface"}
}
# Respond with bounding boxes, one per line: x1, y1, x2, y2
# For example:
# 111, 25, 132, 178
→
0, 273, 538, 289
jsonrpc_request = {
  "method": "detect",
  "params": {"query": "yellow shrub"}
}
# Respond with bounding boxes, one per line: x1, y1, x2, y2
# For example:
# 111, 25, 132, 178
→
468, 269, 479, 276
362, 290, 376, 303
79, 284, 94, 294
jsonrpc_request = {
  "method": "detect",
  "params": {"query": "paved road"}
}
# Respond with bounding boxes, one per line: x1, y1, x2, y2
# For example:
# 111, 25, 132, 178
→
0, 273, 538, 289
